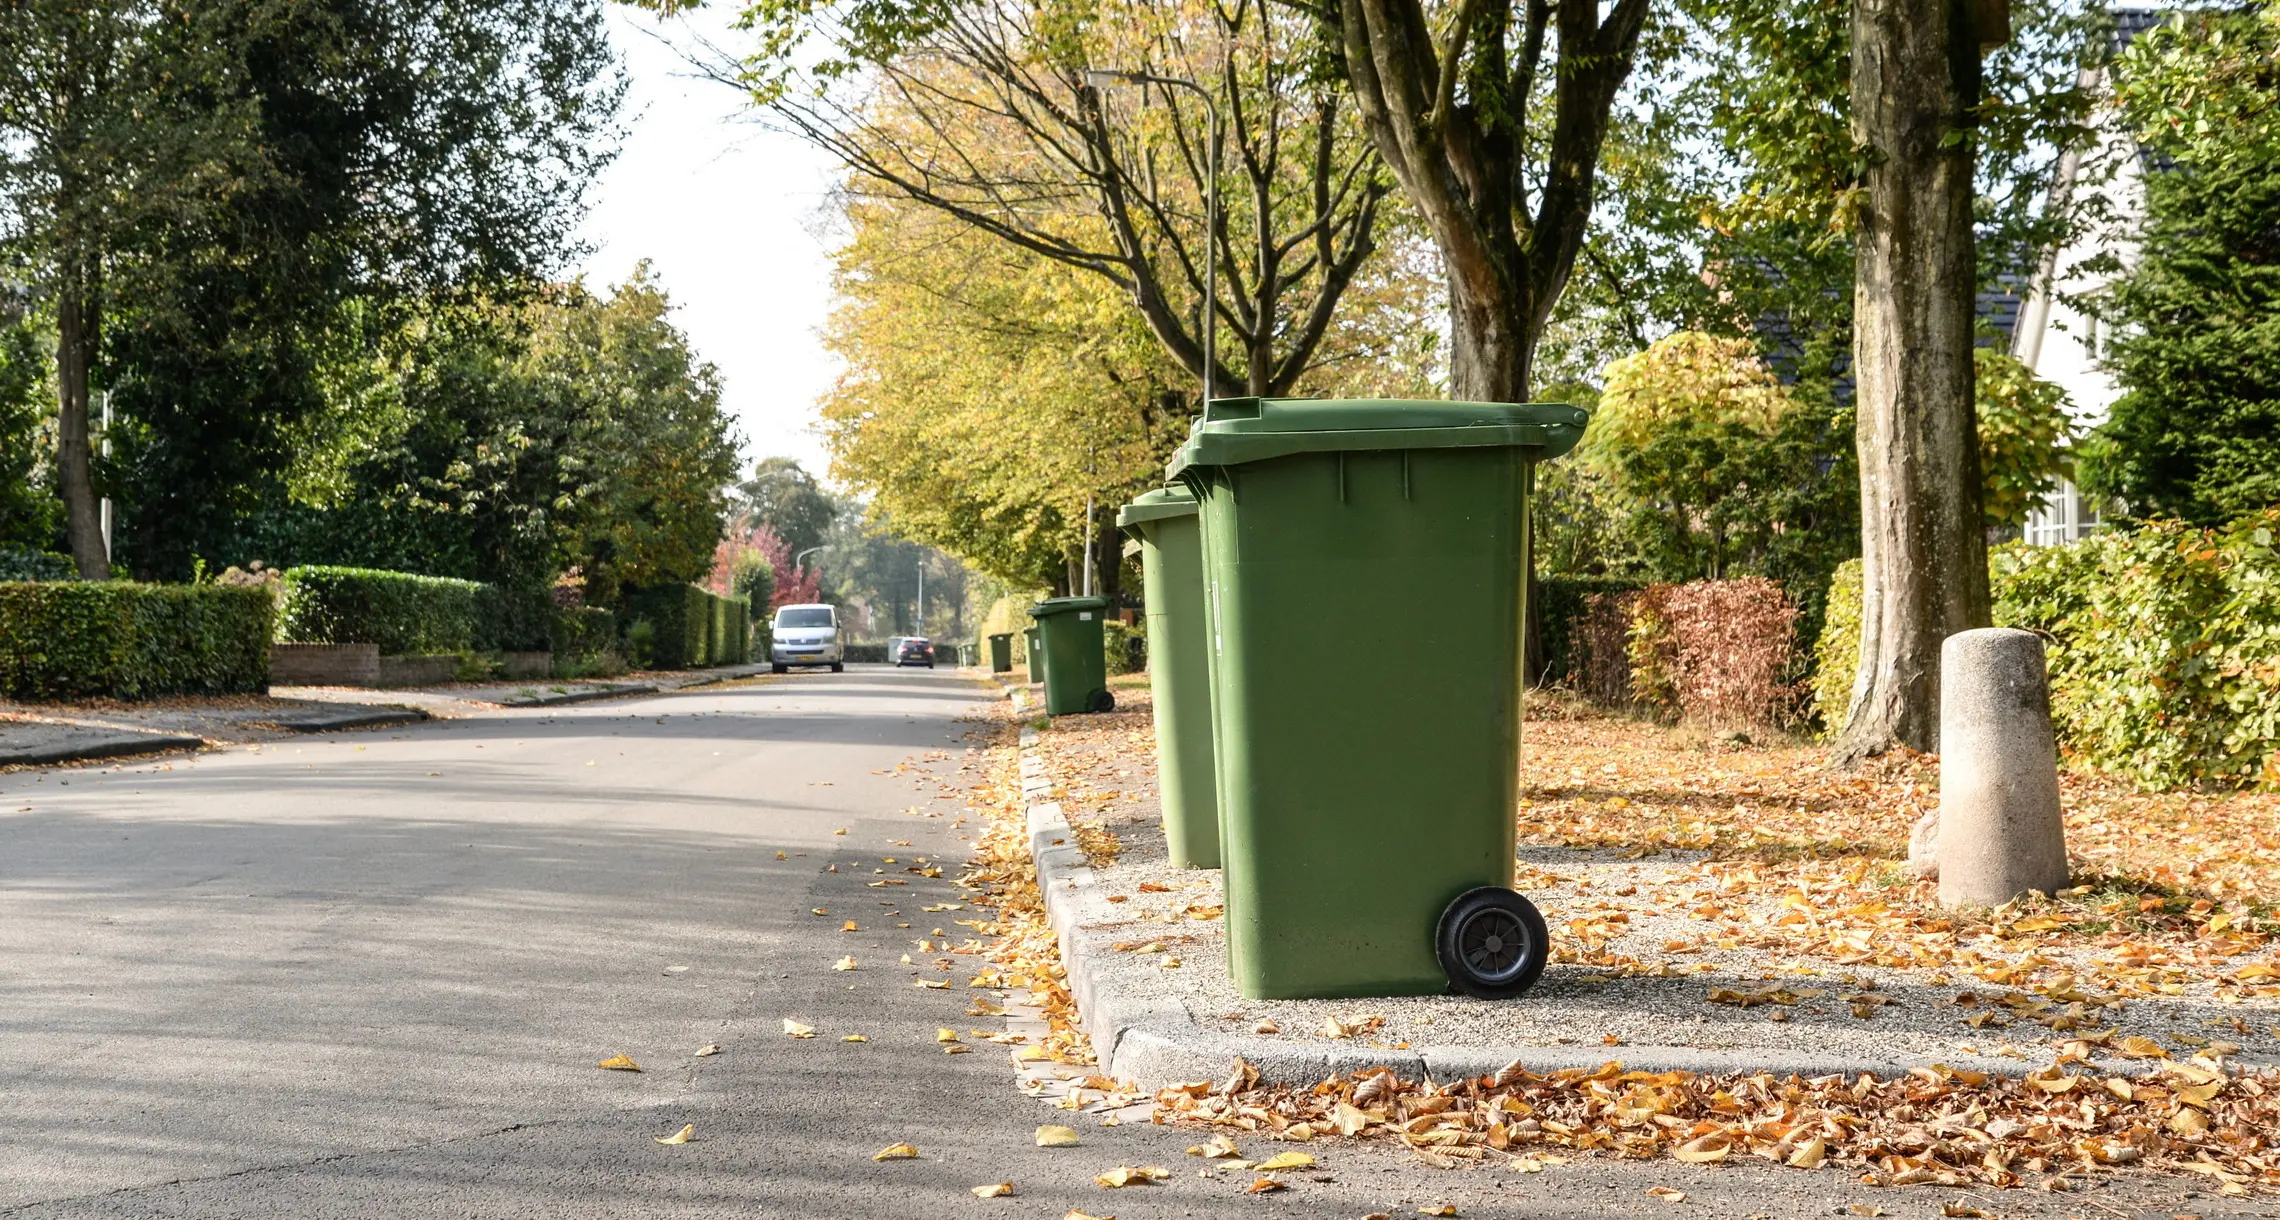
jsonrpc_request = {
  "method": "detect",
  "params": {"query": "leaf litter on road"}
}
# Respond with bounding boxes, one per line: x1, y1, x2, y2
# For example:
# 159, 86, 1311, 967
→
595, 1054, 640, 1071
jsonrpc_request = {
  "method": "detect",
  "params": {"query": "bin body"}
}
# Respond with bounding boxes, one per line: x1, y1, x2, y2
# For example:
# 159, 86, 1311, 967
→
1029, 596, 1110, 715
1170, 397, 1587, 999
1023, 625, 1046, 687
988, 633, 1013, 673
1118, 488, 1217, 868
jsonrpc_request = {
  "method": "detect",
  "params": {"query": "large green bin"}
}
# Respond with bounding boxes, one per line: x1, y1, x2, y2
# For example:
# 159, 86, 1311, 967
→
988, 633, 1014, 673
1117, 487, 1217, 868
1169, 397, 1588, 1000
1029, 596, 1113, 715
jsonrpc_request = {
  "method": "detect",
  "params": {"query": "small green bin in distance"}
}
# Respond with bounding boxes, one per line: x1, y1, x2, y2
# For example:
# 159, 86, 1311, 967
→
988, 632, 1014, 673
1029, 596, 1113, 716
1168, 396, 1587, 1000
1117, 486, 1217, 869
1023, 624, 1046, 687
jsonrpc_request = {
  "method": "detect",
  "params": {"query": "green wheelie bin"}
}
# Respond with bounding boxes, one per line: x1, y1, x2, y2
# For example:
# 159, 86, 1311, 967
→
1029, 597, 1115, 715
988, 633, 1014, 673
1023, 625, 1046, 687
1117, 487, 1218, 868
1168, 397, 1588, 1001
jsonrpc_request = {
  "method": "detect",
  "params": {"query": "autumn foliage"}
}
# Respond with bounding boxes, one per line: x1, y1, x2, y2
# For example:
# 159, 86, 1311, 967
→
1564, 578, 1800, 731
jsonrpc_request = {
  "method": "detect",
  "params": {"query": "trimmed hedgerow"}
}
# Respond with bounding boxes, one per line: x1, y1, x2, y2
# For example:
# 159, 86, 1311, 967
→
0, 581, 273, 700
622, 585, 750, 669
1103, 619, 1146, 675
0, 545, 75, 582
478, 585, 556, 652
278, 566, 487, 655
550, 606, 617, 659
1994, 512, 2280, 789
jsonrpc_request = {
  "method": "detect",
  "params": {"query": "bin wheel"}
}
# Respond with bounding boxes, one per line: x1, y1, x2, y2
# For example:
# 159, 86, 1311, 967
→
830, 662, 844, 673
1435, 887, 1548, 1000
1086, 688, 1116, 714
772, 664, 787, 675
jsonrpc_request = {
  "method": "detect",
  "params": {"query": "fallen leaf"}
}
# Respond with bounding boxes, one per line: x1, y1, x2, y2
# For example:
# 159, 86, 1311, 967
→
1035, 1125, 1082, 1147
654, 1123, 694, 1145
841, 1034, 868, 1042
1787, 1136, 1827, 1169
937, 1028, 961, 1043
834, 828, 847, 835
970, 1182, 1014, 1198
841, 921, 859, 932
1254, 1151, 1313, 1171
1939, 1204, 1987, 1218
1417, 1208, 1457, 1217
1061, 1212, 1111, 1220
596, 1054, 641, 1071
1253, 1019, 1279, 1035
916, 978, 950, 989
1095, 1166, 1169, 1187
2118, 1035, 2171, 1059
1672, 1135, 1729, 1164
1846, 1206, 1884, 1217
1646, 1188, 1686, 1204
833, 956, 858, 971
782, 1020, 816, 1038
1245, 1178, 1286, 1194
695, 1043, 722, 1057
873, 1143, 920, 1161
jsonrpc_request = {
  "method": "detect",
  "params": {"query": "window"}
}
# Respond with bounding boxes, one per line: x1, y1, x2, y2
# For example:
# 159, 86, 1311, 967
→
775, 607, 834, 628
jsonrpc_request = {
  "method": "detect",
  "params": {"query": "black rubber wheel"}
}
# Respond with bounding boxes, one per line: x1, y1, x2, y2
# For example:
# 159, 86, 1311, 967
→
771, 663, 787, 675
1435, 887, 1549, 1000
1085, 688, 1116, 713
830, 662, 844, 673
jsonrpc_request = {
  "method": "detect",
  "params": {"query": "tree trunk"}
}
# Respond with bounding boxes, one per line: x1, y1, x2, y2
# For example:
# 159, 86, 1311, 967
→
55, 274, 107, 579
1446, 262, 1531, 402
1834, 0, 1992, 762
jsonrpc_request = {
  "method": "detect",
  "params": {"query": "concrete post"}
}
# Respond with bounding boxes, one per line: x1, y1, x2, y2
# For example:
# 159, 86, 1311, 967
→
1937, 628, 2070, 907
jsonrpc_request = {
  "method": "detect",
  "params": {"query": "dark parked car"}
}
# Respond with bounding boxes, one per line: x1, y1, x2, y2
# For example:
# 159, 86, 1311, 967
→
894, 637, 935, 668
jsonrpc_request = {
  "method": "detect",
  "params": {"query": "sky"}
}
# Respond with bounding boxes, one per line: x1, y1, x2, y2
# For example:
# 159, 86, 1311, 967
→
574, 7, 844, 481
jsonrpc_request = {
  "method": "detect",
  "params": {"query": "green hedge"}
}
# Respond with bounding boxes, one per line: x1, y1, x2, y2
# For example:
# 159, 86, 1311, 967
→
1103, 620, 1146, 675
622, 585, 749, 669
550, 606, 617, 659
279, 566, 487, 655
0, 581, 273, 699
843, 642, 889, 664
1994, 513, 2280, 788
1534, 577, 1646, 686
0, 546, 76, 582
479, 585, 556, 652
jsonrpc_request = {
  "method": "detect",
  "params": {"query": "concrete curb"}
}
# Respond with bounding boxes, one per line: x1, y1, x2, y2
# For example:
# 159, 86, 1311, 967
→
0, 731, 208, 769
1008, 688, 2058, 1090
258, 706, 429, 733
495, 684, 660, 708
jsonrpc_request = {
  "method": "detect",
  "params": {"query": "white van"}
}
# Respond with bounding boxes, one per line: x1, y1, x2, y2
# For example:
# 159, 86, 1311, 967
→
770, 604, 844, 673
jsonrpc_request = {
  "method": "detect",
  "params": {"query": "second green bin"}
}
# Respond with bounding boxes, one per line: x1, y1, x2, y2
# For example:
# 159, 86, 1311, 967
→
1118, 487, 1217, 868
1169, 397, 1588, 1000
1030, 596, 1113, 715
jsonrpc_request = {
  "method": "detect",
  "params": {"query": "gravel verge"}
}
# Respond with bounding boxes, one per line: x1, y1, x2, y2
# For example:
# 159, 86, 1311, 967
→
1015, 688, 2280, 1089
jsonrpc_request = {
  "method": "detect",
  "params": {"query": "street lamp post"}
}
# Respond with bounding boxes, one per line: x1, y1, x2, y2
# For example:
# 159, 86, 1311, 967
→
1084, 68, 1219, 412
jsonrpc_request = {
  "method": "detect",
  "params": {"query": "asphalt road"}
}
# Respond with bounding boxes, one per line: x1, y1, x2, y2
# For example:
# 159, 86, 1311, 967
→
0, 665, 2260, 1218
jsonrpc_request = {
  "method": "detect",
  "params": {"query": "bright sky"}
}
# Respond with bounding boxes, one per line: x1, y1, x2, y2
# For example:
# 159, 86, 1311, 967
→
574, 7, 844, 481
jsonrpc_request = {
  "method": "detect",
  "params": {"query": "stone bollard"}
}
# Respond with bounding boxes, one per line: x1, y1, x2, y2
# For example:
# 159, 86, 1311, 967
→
1937, 628, 2070, 907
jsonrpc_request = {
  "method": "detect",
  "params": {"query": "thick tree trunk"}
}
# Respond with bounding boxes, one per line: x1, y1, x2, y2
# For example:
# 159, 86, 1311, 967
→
1446, 270, 1532, 403
1835, 0, 1992, 762
54, 276, 107, 579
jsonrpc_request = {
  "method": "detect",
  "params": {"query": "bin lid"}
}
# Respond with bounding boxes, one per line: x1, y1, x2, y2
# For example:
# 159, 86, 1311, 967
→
1166, 397, 1589, 479
1030, 595, 1109, 620
1115, 485, 1198, 528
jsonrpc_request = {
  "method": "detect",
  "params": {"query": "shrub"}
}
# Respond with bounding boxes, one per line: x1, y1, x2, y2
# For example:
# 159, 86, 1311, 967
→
1653, 577, 1799, 729
1103, 619, 1146, 675
0, 581, 273, 699
550, 606, 617, 658
479, 586, 556, 652
1565, 578, 1801, 731
1811, 559, 1863, 737
1994, 512, 2280, 788
0, 545, 76, 582
622, 585, 750, 668
1534, 577, 1643, 686
279, 566, 487, 655
843, 642, 890, 664
1572, 589, 1642, 707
